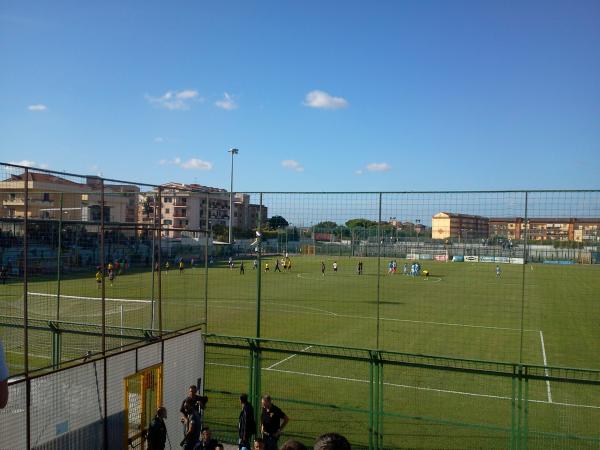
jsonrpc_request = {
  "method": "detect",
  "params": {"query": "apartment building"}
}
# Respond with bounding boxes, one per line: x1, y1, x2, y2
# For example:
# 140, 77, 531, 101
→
139, 184, 267, 238
0, 172, 139, 223
431, 212, 489, 240
489, 217, 600, 242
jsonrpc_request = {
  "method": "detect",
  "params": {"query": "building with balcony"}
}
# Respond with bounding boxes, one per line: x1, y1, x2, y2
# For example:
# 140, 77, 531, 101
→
489, 217, 600, 242
0, 172, 139, 224
431, 212, 489, 240
139, 184, 267, 238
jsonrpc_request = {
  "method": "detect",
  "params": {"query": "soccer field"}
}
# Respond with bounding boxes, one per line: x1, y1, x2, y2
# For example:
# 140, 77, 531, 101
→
1, 256, 599, 448
3, 256, 600, 369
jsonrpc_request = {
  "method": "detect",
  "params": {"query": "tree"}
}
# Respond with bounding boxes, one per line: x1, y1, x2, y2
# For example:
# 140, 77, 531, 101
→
268, 215, 289, 229
345, 218, 378, 229
314, 221, 337, 230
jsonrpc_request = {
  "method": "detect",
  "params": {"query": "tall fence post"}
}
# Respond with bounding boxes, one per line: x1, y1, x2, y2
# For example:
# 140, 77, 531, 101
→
100, 178, 109, 450
157, 186, 163, 335
256, 193, 263, 339
23, 167, 31, 450
376, 193, 382, 349
204, 192, 210, 332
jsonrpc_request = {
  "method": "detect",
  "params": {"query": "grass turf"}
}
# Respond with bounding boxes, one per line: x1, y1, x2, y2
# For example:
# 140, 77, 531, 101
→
1, 256, 599, 448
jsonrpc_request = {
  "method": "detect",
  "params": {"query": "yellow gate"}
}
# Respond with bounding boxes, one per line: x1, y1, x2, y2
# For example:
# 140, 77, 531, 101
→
124, 364, 163, 449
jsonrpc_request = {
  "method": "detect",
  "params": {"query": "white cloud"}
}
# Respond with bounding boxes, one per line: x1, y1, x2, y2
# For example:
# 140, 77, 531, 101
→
154, 137, 165, 143
281, 160, 304, 172
179, 158, 212, 170
303, 90, 348, 110
159, 157, 213, 171
9, 159, 48, 168
366, 162, 392, 172
354, 169, 363, 176
28, 104, 47, 111
145, 89, 201, 110
215, 92, 238, 110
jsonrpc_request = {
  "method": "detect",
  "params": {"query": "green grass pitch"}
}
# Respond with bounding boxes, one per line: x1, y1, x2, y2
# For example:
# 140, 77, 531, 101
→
1, 256, 599, 448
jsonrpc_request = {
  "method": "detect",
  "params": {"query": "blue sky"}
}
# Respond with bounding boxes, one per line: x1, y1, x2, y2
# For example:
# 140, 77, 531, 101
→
1, 0, 599, 192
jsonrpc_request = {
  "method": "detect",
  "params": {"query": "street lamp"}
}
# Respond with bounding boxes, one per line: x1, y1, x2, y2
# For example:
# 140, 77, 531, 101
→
415, 219, 421, 245
228, 148, 239, 245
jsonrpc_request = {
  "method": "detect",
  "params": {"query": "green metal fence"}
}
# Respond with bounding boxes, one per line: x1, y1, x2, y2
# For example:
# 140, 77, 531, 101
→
203, 334, 600, 450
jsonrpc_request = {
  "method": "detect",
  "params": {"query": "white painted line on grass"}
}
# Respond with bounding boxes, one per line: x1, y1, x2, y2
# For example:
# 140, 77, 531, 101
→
206, 362, 600, 410
28, 292, 152, 304
208, 300, 538, 332
539, 330, 553, 403
266, 346, 313, 370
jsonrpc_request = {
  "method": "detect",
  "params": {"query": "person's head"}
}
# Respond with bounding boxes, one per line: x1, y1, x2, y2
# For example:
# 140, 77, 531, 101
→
280, 440, 307, 450
156, 406, 167, 419
201, 427, 212, 441
261, 394, 272, 409
188, 385, 198, 397
240, 393, 249, 405
254, 438, 265, 450
215, 445, 224, 450
313, 433, 351, 450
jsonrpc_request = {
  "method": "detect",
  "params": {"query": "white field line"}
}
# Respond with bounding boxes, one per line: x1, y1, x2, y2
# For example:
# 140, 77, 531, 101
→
539, 330, 553, 403
5, 349, 52, 360
208, 300, 537, 332
266, 346, 313, 370
207, 362, 600, 410
28, 292, 152, 304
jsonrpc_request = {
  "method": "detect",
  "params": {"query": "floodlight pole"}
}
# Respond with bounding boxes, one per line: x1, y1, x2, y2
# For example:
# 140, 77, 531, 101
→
228, 148, 239, 245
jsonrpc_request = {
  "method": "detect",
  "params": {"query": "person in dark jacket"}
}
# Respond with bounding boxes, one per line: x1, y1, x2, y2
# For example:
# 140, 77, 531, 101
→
146, 407, 167, 450
238, 393, 256, 449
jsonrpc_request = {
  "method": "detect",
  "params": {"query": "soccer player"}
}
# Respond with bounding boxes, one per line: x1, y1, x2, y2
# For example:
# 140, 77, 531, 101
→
423, 269, 430, 280
264, 263, 270, 272
179, 260, 184, 274
496, 265, 502, 278
253, 259, 258, 270
95, 269, 102, 289
388, 260, 393, 274
357, 260, 363, 275
332, 261, 338, 273
240, 261, 245, 275
274, 259, 281, 272
165, 261, 170, 273
403, 263, 408, 276
321, 261, 325, 277
108, 268, 115, 286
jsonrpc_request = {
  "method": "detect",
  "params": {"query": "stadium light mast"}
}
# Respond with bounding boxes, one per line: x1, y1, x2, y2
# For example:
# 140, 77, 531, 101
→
228, 148, 239, 245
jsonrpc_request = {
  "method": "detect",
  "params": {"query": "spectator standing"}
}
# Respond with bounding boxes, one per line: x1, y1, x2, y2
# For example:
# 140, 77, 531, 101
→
238, 393, 256, 450
146, 407, 167, 450
181, 398, 202, 450
260, 395, 289, 450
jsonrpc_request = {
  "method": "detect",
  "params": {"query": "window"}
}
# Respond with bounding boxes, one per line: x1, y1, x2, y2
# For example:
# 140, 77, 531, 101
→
165, 208, 170, 214
164, 197, 172, 203
43, 193, 50, 202
163, 219, 172, 225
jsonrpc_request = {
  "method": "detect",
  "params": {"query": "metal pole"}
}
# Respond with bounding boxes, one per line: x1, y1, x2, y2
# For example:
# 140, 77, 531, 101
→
120, 305, 124, 349
56, 192, 63, 321
519, 192, 529, 364
150, 192, 156, 330
204, 192, 209, 331
23, 168, 31, 450
376, 193, 382, 349
157, 187, 163, 335
228, 148, 238, 245
256, 194, 263, 338
100, 179, 108, 450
